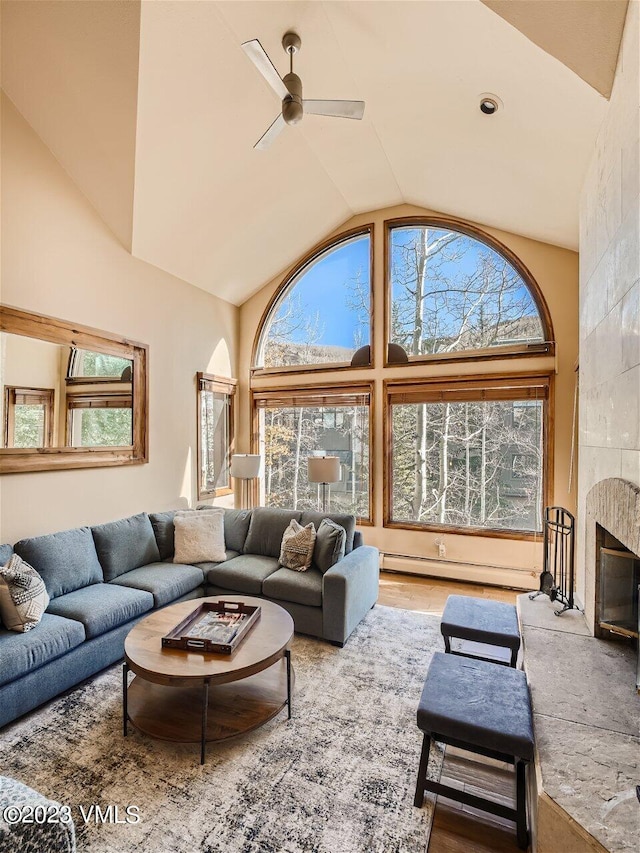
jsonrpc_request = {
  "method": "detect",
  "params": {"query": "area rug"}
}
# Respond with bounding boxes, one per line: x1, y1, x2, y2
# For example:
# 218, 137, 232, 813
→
1, 605, 444, 853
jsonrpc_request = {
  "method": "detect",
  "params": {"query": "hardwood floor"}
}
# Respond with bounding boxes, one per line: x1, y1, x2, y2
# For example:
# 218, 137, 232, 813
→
377, 571, 524, 853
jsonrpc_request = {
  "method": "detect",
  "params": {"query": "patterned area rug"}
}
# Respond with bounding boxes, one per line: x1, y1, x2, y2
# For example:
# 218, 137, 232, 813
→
1, 605, 443, 853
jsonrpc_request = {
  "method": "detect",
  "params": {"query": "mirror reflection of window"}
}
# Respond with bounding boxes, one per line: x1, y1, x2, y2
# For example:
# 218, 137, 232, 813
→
67, 396, 133, 447
3, 387, 54, 448
67, 348, 133, 381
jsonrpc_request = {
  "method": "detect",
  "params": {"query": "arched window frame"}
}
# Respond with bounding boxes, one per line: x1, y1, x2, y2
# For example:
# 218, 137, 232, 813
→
384, 216, 555, 367
251, 225, 374, 377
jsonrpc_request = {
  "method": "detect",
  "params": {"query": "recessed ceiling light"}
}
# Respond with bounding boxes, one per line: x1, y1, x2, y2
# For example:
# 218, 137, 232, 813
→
479, 94, 502, 115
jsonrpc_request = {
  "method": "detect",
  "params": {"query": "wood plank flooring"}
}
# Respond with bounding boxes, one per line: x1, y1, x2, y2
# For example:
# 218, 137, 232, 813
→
377, 571, 524, 853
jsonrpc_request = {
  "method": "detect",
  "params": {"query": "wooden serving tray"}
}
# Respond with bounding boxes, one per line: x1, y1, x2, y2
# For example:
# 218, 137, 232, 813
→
162, 600, 261, 655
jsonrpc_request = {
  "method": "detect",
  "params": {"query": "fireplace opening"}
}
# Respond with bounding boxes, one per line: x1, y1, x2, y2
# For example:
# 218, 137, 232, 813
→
597, 524, 640, 640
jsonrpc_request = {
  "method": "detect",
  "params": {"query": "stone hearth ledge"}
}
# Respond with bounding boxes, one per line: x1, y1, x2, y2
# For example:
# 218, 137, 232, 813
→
518, 594, 639, 853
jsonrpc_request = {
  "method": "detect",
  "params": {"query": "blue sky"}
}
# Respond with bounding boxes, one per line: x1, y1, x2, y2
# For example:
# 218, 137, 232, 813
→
272, 235, 370, 349
267, 227, 540, 350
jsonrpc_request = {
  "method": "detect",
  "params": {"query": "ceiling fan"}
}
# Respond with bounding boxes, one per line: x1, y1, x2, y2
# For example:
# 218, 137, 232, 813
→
241, 31, 365, 150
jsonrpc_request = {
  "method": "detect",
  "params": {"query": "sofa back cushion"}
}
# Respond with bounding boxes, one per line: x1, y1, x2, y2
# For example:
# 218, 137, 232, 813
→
0, 544, 14, 566
197, 506, 252, 553
149, 511, 177, 561
243, 507, 302, 558
91, 513, 161, 581
14, 527, 103, 600
299, 511, 356, 554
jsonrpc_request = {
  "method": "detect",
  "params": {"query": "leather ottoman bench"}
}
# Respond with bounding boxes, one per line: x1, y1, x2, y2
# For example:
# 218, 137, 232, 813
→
441, 594, 521, 667
413, 651, 534, 850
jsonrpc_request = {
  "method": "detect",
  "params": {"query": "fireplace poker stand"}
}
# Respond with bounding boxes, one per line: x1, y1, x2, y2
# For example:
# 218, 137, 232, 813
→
529, 507, 580, 616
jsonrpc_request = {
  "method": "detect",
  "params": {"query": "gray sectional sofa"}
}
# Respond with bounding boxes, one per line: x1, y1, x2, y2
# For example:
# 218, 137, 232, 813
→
0, 506, 379, 728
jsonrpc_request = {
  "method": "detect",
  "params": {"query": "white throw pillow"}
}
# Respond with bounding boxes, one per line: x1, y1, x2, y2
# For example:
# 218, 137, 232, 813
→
0, 554, 50, 632
173, 509, 226, 563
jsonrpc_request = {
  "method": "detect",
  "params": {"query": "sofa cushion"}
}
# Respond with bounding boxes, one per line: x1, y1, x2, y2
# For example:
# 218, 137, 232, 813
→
0, 555, 50, 632
299, 511, 356, 554
243, 508, 302, 558
206, 555, 280, 595
222, 509, 252, 553
193, 550, 240, 575
313, 518, 347, 574
110, 562, 204, 608
14, 527, 103, 600
0, 544, 14, 566
0, 613, 85, 687
91, 513, 161, 581
149, 511, 177, 561
46, 583, 153, 639
263, 566, 323, 608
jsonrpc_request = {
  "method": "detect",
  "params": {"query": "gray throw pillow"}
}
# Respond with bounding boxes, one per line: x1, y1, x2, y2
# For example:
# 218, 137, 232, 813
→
279, 520, 316, 572
314, 518, 346, 574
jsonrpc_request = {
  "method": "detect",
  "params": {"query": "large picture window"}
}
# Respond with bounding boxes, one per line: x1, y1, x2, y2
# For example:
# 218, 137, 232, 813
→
387, 221, 550, 363
386, 377, 550, 536
254, 386, 372, 521
255, 228, 372, 371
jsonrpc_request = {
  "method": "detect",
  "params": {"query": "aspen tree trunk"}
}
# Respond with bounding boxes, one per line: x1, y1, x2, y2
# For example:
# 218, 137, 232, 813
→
464, 403, 471, 523
480, 405, 487, 524
438, 402, 450, 524
292, 408, 303, 508
413, 403, 428, 518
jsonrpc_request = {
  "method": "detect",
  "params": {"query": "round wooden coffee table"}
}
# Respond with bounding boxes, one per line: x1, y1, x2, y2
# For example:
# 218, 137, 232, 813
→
123, 595, 294, 763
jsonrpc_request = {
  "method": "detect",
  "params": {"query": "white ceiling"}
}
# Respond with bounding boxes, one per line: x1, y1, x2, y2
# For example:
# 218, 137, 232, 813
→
3, 1, 610, 306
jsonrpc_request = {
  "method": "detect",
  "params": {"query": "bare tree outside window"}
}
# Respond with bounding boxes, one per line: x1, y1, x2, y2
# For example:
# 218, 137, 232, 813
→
259, 402, 370, 518
391, 397, 544, 533
389, 225, 544, 357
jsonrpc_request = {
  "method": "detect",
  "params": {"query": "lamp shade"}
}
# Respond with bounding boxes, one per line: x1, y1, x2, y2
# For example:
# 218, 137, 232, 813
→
307, 456, 341, 484
230, 454, 261, 480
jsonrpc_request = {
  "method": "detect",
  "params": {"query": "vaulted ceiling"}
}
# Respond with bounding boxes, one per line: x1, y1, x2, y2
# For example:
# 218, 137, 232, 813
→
2, 1, 618, 305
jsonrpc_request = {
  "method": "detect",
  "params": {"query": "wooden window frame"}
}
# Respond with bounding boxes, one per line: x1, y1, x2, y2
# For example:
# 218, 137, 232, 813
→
251, 381, 375, 525
4, 386, 55, 449
383, 216, 555, 368
383, 372, 554, 541
251, 225, 375, 378
197, 373, 237, 501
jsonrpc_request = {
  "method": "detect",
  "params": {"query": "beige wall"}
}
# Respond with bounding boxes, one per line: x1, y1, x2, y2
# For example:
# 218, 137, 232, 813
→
0, 95, 238, 542
577, 1, 640, 625
239, 205, 579, 589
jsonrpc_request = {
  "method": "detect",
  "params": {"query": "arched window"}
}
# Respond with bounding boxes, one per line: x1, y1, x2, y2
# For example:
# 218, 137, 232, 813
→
255, 228, 371, 370
388, 222, 550, 361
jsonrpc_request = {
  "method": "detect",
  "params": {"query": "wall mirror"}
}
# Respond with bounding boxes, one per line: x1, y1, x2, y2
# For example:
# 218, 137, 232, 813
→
0, 306, 148, 473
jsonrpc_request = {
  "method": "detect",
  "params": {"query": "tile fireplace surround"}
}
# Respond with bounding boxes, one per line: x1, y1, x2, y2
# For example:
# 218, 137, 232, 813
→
583, 477, 640, 633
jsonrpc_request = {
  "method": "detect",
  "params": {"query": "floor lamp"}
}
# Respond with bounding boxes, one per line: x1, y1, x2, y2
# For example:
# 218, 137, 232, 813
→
307, 456, 341, 513
230, 454, 261, 509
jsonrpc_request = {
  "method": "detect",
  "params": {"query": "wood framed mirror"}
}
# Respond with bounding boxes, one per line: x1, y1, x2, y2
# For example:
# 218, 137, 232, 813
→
0, 306, 148, 473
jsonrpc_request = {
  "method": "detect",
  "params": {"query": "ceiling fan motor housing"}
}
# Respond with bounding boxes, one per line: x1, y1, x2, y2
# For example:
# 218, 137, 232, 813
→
282, 72, 303, 124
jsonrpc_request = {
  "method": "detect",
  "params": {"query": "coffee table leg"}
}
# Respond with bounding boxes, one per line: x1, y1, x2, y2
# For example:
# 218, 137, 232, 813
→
122, 662, 129, 737
285, 649, 292, 720
200, 678, 210, 765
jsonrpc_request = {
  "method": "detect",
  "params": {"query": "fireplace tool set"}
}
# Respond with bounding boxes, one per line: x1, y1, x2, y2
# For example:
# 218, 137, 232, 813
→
530, 506, 579, 615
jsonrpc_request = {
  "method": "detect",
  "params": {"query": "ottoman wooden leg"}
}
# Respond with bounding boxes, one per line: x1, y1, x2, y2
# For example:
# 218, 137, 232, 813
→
516, 759, 528, 850
414, 733, 431, 807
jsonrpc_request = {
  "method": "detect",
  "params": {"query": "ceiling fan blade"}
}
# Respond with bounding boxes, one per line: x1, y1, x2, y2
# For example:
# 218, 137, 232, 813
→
254, 114, 286, 151
303, 99, 365, 120
241, 39, 289, 101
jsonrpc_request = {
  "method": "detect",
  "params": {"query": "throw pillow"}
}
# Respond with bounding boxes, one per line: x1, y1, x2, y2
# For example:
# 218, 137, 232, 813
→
314, 518, 347, 574
174, 509, 226, 563
0, 554, 50, 632
279, 520, 316, 572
